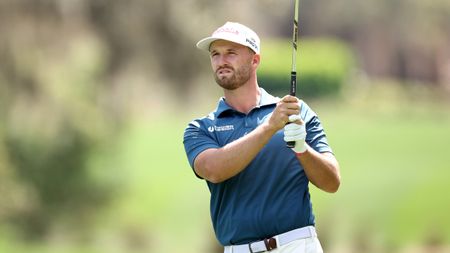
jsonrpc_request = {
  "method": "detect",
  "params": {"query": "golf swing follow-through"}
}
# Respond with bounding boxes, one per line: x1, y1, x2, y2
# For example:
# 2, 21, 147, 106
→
183, 1, 341, 252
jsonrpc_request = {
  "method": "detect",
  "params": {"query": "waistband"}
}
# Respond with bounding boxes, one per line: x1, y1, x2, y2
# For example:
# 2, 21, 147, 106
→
224, 226, 317, 253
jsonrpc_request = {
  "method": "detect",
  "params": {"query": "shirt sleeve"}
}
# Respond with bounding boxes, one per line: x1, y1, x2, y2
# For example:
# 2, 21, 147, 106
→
300, 102, 333, 154
183, 119, 220, 179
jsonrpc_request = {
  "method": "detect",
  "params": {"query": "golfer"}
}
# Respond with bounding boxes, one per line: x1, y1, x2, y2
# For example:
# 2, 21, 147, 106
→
183, 22, 341, 253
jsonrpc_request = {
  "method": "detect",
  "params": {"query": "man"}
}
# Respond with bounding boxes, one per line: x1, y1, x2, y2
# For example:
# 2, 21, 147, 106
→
183, 22, 340, 253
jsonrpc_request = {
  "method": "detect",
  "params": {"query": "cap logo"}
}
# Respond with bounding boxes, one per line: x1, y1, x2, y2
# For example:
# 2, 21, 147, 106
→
196, 22, 260, 54
246, 38, 258, 51
214, 27, 239, 36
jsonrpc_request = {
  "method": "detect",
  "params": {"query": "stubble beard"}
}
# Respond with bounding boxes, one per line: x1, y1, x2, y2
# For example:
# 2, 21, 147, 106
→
214, 64, 252, 91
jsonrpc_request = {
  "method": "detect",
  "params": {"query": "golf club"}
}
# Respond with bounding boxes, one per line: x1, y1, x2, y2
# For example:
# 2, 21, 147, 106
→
286, 0, 299, 148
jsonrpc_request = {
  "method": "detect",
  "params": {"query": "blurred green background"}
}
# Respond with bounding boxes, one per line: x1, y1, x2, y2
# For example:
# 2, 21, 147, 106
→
1, 0, 449, 252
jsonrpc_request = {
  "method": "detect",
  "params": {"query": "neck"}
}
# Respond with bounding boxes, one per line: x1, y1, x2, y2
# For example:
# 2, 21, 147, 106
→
223, 77, 260, 114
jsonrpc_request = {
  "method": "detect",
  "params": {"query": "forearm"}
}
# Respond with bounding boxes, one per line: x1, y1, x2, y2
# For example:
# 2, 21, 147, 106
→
298, 147, 341, 193
194, 122, 277, 183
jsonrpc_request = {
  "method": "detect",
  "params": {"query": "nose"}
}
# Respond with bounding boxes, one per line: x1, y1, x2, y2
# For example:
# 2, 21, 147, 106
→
212, 54, 230, 70
214, 54, 228, 65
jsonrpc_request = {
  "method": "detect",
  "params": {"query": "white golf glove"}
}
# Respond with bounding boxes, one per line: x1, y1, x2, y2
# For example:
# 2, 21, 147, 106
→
283, 114, 307, 154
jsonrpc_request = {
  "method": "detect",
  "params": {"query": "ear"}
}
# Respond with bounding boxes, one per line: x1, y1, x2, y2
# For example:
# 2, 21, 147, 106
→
252, 54, 260, 68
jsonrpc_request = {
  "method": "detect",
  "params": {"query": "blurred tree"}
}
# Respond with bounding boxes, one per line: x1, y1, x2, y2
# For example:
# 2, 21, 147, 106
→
300, 0, 450, 87
0, 0, 118, 239
84, 0, 209, 97
258, 38, 355, 98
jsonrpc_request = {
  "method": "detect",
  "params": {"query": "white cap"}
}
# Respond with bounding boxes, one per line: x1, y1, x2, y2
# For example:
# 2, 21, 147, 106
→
196, 22, 260, 54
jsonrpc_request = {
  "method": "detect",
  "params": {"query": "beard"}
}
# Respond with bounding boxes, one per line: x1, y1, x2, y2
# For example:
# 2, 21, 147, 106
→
214, 63, 252, 90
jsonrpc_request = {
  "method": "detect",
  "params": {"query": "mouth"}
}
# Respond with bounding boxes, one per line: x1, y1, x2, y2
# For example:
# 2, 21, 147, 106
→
217, 67, 233, 75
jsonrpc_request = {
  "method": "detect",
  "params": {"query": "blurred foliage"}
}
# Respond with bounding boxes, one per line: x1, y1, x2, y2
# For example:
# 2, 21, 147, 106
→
300, 0, 450, 86
258, 38, 355, 98
0, 1, 118, 238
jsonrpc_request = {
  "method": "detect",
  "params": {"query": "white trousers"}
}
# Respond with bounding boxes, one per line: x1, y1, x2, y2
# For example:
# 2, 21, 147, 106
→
224, 236, 323, 253
271, 236, 323, 253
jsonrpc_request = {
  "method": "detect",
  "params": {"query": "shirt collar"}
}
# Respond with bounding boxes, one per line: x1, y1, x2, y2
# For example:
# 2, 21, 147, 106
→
258, 87, 280, 106
214, 88, 279, 117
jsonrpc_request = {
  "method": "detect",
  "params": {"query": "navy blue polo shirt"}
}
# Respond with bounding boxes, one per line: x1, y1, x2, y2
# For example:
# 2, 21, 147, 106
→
183, 88, 332, 246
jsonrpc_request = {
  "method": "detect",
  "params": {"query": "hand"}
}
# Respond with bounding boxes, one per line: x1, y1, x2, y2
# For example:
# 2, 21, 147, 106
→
283, 114, 307, 154
267, 95, 300, 132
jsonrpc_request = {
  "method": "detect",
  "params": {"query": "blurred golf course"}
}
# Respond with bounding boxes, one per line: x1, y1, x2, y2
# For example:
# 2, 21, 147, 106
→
1, 1, 450, 252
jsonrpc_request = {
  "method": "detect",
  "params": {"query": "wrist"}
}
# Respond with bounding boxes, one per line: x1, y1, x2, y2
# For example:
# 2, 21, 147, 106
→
261, 121, 278, 136
294, 143, 308, 155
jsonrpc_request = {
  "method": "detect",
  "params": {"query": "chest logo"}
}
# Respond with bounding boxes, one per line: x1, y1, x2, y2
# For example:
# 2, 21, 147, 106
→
257, 114, 271, 125
208, 125, 235, 133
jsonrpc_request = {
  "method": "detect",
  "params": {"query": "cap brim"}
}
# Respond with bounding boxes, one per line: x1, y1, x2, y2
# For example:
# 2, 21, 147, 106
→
196, 36, 247, 52
196, 37, 219, 52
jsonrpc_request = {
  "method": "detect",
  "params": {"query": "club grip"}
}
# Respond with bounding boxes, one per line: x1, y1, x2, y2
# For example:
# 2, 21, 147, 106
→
290, 71, 297, 96
286, 72, 297, 148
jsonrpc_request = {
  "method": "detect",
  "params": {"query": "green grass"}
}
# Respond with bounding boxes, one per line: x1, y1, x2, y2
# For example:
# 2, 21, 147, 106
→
309, 85, 450, 248
88, 116, 213, 253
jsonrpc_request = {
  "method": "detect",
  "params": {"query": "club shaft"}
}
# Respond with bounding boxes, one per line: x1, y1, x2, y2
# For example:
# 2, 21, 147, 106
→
291, 0, 299, 76
287, 0, 300, 149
